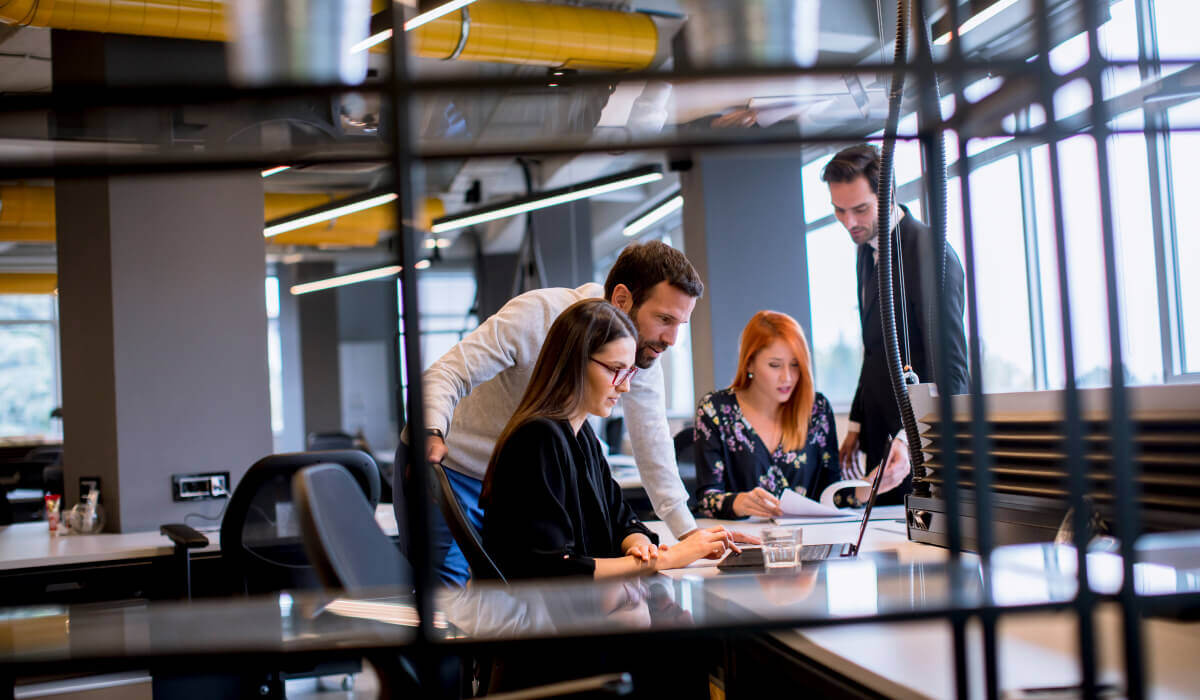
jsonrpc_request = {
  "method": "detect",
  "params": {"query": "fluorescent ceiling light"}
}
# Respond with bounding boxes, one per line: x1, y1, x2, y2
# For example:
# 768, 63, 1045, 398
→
290, 265, 402, 295
423, 238, 452, 249
414, 259, 432, 270
351, 0, 478, 53
264, 191, 398, 238
623, 193, 683, 238
261, 165, 291, 178
934, 0, 1019, 45
432, 165, 664, 234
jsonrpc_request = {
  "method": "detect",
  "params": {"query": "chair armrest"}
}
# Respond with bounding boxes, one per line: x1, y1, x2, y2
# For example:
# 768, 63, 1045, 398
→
160, 523, 209, 549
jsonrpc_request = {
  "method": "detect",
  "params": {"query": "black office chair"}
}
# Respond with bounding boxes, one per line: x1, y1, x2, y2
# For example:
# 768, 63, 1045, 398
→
305, 431, 356, 451
220, 450, 381, 595
293, 463, 411, 593
672, 428, 698, 505
294, 464, 631, 699
429, 461, 505, 583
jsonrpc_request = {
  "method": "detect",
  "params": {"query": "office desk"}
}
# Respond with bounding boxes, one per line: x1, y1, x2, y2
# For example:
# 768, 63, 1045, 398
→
0, 505, 399, 603
647, 517, 1200, 699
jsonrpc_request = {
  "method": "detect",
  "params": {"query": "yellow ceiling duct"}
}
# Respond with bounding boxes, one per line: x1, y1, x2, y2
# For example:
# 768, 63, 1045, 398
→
0, 273, 57, 294
0, 186, 444, 247
0, 0, 226, 41
0, 0, 658, 70
408, 1, 658, 70
0, 185, 55, 243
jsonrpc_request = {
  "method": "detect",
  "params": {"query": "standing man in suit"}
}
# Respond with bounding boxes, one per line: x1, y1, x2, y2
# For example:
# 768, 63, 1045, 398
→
820, 144, 969, 504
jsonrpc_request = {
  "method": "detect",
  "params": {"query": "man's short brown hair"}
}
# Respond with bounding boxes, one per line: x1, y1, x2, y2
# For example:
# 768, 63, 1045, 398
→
603, 240, 703, 308
821, 144, 881, 196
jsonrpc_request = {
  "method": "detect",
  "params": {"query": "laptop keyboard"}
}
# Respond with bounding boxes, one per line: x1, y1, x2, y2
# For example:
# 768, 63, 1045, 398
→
798, 544, 833, 561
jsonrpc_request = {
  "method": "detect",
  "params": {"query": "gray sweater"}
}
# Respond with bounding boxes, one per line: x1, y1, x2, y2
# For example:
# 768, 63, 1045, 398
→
421, 283, 697, 537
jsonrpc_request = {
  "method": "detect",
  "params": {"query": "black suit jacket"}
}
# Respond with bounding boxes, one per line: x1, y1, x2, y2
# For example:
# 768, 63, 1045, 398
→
850, 206, 969, 502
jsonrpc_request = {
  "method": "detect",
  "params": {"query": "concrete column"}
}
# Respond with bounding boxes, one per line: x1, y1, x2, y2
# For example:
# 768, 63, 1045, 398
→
337, 276, 401, 452
529, 201, 594, 290
681, 152, 813, 398
295, 262, 342, 438
56, 173, 271, 532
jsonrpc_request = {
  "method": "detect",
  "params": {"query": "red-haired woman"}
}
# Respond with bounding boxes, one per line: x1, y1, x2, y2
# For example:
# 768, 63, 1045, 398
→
693, 310, 845, 519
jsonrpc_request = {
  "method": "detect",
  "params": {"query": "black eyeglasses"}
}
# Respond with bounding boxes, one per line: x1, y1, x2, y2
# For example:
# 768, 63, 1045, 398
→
590, 358, 638, 386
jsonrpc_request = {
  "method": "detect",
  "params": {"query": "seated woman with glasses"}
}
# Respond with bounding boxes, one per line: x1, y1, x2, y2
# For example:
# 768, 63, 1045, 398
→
693, 310, 849, 519
482, 299, 732, 579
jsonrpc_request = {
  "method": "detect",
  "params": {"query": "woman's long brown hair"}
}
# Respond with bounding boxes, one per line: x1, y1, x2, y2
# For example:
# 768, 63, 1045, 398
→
481, 299, 637, 502
730, 310, 816, 453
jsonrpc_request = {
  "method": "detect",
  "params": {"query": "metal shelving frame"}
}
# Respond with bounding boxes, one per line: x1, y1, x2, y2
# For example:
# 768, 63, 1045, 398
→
1, 2, 1198, 697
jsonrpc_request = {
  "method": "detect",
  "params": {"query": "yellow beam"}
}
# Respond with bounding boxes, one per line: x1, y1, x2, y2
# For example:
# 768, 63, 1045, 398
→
0, 187, 444, 247
0, 273, 57, 294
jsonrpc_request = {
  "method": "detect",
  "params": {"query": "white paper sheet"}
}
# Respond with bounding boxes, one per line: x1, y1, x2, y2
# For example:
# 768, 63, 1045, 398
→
779, 488, 842, 517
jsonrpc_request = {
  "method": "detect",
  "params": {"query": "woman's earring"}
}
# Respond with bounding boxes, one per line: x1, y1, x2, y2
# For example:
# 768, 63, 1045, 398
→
747, 372, 754, 380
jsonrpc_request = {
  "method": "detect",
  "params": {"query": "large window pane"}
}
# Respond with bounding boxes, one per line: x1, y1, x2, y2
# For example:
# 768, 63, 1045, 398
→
1154, 0, 1200, 68
1168, 98, 1200, 373
0, 324, 56, 437
1031, 130, 1162, 388
0, 296, 53, 321
805, 222, 863, 407
948, 155, 1035, 392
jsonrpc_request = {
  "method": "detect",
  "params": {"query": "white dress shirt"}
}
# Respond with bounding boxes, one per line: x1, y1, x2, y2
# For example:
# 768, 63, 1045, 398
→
420, 283, 698, 537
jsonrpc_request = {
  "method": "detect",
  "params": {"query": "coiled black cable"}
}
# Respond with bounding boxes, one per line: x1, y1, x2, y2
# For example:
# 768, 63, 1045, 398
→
875, 0, 951, 497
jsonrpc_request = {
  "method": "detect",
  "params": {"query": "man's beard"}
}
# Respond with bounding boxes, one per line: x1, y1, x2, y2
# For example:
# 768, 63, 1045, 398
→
635, 339, 668, 370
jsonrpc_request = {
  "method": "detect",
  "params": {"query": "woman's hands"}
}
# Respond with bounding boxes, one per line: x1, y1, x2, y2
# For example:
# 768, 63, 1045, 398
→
623, 534, 661, 564
732, 487, 784, 517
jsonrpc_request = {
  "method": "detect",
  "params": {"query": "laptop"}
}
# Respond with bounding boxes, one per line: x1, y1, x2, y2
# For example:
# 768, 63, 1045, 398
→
717, 456, 887, 570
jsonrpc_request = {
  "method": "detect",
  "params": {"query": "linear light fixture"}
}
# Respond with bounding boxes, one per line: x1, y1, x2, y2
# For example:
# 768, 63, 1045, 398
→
934, 0, 1020, 45
623, 190, 683, 238
351, 0, 478, 53
290, 265, 402, 295
431, 165, 664, 234
264, 190, 398, 238
261, 165, 291, 178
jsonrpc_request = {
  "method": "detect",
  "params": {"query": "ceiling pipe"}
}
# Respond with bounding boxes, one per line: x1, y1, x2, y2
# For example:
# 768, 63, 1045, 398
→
0, 186, 445, 247
0, 0, 659, 70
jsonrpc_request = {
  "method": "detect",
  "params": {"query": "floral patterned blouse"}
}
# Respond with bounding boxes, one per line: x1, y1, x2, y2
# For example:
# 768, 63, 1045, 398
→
693, 388, 840, 519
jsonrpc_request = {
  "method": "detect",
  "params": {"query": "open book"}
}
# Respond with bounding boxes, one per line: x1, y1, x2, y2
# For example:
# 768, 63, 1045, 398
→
772, 479, 870, 523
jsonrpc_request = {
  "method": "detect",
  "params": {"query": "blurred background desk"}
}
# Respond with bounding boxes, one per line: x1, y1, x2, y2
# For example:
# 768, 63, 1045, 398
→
0, 505, 398, 604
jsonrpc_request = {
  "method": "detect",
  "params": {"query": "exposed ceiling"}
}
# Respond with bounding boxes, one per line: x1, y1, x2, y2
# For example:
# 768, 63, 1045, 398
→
0, 0, 917, 277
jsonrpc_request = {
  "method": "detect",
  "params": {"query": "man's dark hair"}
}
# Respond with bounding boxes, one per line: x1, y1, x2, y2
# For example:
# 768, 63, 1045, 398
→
603, 240, 703, 308
820, 144, 881, 195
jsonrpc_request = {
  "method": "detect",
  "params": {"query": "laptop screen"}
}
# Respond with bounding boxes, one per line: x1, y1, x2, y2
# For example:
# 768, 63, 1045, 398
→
850, 454, 889, 555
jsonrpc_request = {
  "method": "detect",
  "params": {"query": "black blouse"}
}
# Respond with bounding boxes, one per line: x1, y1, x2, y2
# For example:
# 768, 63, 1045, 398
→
482, 417, 658, 580
693, 389, 841, 519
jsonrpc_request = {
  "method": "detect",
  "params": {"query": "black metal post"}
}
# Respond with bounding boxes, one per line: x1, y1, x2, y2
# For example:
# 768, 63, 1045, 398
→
1081, 1, 1145, 697
384, 0, 436, 658
1032, 0, 1098, 696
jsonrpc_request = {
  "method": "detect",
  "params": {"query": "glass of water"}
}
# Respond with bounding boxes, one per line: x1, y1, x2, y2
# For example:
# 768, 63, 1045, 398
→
762, 527, 800, 569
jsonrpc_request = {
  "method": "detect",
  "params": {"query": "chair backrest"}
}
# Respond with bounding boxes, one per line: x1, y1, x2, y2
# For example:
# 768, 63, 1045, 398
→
220, 450, 381, 595
306, 431, 356, 452
429, 461, 506, 583
673, 427, 696, 466
293, 464, 411, 593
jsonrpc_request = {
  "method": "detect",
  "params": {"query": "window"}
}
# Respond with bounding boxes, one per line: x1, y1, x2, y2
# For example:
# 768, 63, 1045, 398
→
1167, 98, 1200, 373
804, 222, 863, 407
947, 155, 1035, 392
265, 277, 285, 435
397, 270, 479, 391
0, 295, 60, 438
